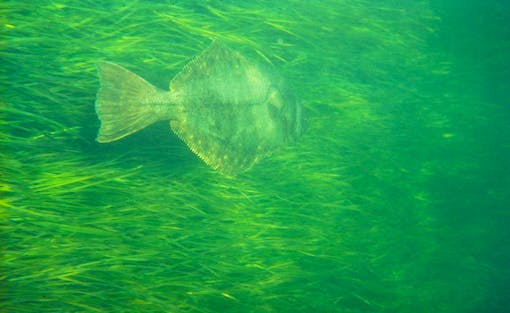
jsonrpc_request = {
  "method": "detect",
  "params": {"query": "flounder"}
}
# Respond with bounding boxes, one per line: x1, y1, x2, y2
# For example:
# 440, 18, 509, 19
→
95, 41, 304, 175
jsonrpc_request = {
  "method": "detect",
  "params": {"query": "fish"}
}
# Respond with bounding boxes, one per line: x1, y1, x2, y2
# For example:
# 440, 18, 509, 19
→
95, 41, 304, 175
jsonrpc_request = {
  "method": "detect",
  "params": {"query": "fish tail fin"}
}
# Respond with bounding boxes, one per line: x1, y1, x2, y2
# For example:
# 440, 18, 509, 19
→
95, 61, 161, 143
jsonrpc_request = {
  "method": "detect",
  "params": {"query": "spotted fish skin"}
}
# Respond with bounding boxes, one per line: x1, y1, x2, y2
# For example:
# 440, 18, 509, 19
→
95, 41, 304, 175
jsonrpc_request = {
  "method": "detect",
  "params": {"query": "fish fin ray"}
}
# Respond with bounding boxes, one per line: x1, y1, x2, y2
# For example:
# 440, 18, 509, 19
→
95, 61, 160, 143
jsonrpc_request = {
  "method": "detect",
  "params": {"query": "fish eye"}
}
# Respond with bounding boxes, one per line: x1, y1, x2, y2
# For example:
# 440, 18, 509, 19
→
265, 86, 284, 109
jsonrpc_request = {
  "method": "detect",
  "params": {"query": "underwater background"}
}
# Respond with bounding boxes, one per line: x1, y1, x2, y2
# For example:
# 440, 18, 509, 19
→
2, 0, 509, 312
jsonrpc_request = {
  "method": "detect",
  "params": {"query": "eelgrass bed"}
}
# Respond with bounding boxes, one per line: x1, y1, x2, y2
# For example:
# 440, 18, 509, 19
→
2, 1, 509, 312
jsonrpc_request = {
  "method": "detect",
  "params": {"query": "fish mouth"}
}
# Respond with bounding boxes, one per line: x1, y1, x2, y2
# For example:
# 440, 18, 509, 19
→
294, 99, 305, 138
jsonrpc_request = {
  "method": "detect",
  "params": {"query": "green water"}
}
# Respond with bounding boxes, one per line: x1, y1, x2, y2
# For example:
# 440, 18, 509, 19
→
2, 1, 509, 312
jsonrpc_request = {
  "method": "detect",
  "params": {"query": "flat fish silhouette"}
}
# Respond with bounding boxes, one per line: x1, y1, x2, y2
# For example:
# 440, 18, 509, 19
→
95, 41, 304, 175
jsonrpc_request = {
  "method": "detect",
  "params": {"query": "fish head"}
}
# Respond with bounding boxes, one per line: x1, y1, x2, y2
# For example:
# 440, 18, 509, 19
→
264, 82, 305, 144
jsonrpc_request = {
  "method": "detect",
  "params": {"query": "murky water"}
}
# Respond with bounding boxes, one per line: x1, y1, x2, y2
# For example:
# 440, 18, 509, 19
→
2, 1, 509, 312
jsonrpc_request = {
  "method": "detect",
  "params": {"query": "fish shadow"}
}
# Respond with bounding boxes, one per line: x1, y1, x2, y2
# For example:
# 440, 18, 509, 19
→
87, 121, 200, 176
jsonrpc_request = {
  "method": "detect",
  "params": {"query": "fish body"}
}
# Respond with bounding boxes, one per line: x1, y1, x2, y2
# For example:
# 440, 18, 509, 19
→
95, 41, 303, 175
